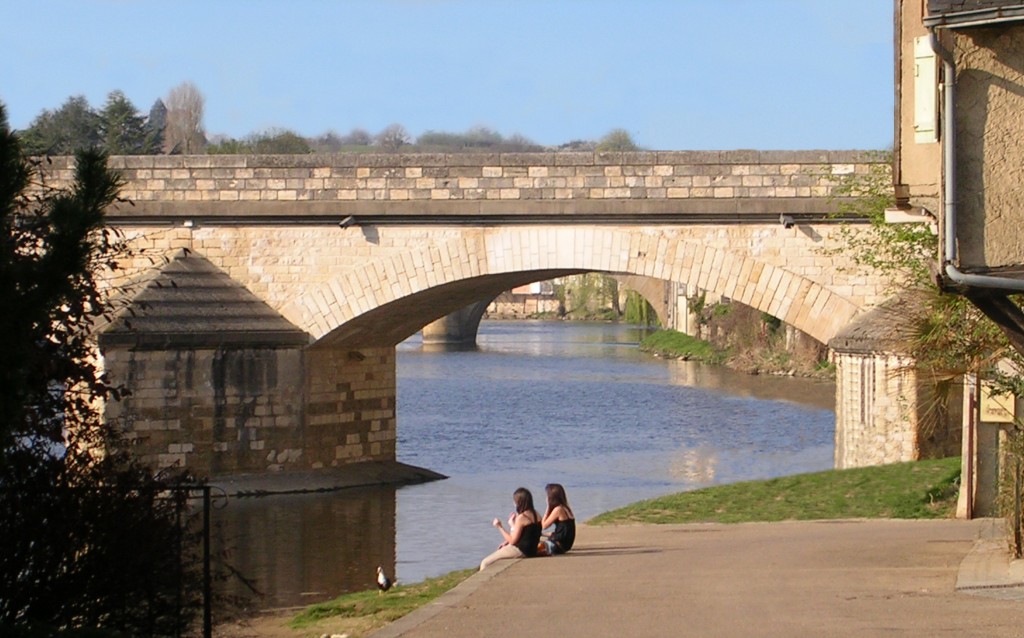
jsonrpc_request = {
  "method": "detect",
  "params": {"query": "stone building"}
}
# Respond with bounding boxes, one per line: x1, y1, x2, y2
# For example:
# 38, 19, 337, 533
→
895, 0, 1024, 331
830, 298, 962, 469
894, 0, 1024, 516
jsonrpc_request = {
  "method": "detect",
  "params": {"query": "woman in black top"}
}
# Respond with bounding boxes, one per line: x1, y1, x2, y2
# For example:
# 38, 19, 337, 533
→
480, 487, 542, 570
539, 483, 575, 556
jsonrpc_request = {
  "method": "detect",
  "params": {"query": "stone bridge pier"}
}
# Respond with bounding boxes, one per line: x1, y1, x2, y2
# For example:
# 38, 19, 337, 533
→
30, 150, 957, 480
421, 300, 492, 348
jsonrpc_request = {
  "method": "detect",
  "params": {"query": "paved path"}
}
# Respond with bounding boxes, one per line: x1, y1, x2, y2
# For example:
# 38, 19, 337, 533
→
374, 519, 1024, 638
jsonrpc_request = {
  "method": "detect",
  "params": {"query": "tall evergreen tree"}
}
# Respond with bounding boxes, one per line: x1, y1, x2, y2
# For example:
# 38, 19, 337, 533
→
144, 98, 167, 154
0, 102, 202, 636
98, 90, 148, 155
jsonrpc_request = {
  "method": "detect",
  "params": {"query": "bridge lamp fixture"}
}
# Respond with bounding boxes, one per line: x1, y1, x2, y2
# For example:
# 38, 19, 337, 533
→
338, 215, 357, 228
779, 214, 795, 229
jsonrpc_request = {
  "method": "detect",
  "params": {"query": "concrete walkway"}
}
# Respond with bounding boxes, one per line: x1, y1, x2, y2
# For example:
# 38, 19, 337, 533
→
373, 519, 1024, 638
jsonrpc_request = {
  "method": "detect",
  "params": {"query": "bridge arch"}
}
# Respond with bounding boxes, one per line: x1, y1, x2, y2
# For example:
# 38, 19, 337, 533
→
283, 227, 861, 349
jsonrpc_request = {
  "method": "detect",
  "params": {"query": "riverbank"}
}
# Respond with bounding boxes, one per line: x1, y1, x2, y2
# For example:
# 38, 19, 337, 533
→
216, 457, 966, 637
590, 456, 961, 524
639, 326, 833, 379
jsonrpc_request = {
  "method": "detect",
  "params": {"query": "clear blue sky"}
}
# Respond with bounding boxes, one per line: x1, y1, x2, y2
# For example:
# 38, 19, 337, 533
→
1, 0, 893, 151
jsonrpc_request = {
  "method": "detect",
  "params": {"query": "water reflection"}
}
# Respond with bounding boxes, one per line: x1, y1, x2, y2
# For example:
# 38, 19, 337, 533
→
212, 486, 396, 611
664, 359, 835, 411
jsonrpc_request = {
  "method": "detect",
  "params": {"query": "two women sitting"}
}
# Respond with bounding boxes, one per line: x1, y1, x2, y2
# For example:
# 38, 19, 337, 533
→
480, 483, 576, 571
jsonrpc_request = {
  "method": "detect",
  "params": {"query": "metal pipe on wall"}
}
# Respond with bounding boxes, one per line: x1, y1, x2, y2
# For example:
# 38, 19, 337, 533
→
930, 31, 1024, 292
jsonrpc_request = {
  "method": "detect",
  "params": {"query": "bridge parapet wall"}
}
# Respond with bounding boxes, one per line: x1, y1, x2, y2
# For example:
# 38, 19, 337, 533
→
38, 150, 881, 219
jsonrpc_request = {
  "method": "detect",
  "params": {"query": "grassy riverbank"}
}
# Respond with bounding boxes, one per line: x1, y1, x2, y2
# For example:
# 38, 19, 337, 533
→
265, 457, 961, 637
590, 457, 961, 525
638, 328, 724, 363
283, 569, 475, 637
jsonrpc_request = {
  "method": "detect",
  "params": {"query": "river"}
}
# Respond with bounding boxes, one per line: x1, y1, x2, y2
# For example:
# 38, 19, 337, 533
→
212, 320, 835, 613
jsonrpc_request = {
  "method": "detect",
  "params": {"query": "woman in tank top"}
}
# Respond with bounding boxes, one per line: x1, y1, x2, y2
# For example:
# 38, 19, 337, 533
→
480, 487, 542, 571
538, 483, 575, 556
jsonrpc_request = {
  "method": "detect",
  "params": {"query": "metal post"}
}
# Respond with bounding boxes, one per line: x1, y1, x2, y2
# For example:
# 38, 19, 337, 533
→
203, 485, 212, 638
1011, 458, 1019, 557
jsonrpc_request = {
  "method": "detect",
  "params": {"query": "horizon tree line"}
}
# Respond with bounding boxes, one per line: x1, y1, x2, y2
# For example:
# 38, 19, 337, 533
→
15, 82, 641, 156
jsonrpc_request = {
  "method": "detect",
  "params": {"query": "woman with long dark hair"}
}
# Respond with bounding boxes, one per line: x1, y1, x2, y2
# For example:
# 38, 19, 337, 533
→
538, 483, 575, 556
480, 487, 542, 570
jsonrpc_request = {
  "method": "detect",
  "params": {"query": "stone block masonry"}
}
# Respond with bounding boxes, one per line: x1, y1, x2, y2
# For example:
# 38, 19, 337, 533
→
104, 347, 306, 474
37, 150, 882, 221
102, 343, 397, 476
304, 345, 397, 467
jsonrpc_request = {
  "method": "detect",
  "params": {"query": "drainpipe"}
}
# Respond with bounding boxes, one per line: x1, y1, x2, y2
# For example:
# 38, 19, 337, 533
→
930, 31, 1024, 292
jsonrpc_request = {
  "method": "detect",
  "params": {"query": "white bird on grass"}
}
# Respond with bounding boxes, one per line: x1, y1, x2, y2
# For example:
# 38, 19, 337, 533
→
376, 566, 394, 595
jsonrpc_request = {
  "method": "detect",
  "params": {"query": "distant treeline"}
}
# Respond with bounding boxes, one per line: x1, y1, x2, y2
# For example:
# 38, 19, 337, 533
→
13, 82, 641, 156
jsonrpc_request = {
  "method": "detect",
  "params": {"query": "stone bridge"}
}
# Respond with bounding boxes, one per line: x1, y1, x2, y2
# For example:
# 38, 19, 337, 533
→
39, 151, 907, 477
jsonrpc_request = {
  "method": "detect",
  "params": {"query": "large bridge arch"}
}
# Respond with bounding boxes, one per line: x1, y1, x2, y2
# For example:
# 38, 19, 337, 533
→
283, 226, 861, 349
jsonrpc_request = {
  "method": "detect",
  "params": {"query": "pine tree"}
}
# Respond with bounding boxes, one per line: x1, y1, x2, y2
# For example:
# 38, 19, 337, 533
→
98, 90, 148, 154
0, 102, 202, 636
144, 98, 167, 154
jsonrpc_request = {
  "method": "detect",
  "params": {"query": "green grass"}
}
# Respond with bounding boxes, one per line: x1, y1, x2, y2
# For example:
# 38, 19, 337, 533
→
288, 568, 475, 636
589, 457, 961, 525
638, 329, 725, 363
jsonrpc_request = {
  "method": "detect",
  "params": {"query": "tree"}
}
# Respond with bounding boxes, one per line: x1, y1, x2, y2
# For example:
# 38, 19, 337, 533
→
375, 123, 409, 151
311, 131, 345, 153
164, 81, 206, 153
823, 153, 936, 289
504, 133, 542, 152
18, 95, 100, 155
340, 128, 372, 146
98, 91, 149, 155
247, 128, 311, 154
558, 139, 596, 152
205, 135, 249, 154
143, 99, 167, 155
596, 128, 639, 152
0, 102, 201, 635
463, 125, 503, 148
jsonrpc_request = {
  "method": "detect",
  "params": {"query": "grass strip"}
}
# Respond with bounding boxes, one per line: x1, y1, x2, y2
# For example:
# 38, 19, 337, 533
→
638, 329, 724, 363
589, 457, 961, 525
288, 568, 475, 636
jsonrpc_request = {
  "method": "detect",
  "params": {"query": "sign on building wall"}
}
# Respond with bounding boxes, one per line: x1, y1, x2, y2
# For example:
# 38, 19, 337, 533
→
980, 381, 1016, 423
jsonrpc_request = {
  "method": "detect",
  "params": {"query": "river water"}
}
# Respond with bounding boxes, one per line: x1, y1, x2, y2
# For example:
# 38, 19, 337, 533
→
213, 320, 835, 612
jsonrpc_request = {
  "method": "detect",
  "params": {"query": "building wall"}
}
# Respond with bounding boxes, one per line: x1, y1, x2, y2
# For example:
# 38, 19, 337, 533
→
896, 0, 942, 214
898, 2, 1024, 270
954, 24, 1024, 268
486, 292, 561, 318
834, 351, 962, 468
